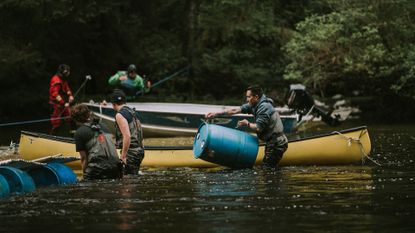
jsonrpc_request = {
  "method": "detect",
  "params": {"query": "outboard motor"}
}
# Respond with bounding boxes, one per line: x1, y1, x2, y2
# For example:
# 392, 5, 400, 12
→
287, 84, 340, 126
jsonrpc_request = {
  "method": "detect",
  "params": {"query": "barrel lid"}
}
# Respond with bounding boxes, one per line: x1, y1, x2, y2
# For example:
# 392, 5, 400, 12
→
193, 123, 209, 158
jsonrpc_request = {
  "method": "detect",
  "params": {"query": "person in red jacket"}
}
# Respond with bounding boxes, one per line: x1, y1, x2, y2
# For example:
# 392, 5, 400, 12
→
49, 64, 74, 135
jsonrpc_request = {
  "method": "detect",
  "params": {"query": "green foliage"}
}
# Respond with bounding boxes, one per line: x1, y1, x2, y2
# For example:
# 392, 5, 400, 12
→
391, 47, 415, 100
283, 0, 415, 102
284, 9, 385, 94
194, 0, 291, 98
0, 0, 414, 122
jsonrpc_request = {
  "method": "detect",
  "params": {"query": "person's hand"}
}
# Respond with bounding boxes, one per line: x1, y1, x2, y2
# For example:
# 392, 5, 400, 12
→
100, 100, 108, 106
205, 112, 217, 119
119, 75, 128, 81
69, 95, 74, 103
237, 119, 249, 128
121, 156, 127, 164
146, 80, 152, 88
64, 102, 70, 108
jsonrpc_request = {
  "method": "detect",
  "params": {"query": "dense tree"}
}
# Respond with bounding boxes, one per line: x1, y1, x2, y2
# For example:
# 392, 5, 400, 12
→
283, 0, 415, 120
0, 0, 414, 122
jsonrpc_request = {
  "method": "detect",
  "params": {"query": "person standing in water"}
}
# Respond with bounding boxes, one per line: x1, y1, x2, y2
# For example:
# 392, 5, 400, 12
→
110, 89, 145, 175
205, 85, 288, 168
72, 104, 123, 180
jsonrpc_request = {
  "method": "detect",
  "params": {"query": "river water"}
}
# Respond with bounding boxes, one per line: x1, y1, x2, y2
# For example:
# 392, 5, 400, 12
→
0, 122, 415, 232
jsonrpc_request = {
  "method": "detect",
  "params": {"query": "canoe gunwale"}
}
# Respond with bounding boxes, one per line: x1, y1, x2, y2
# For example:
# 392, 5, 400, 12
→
85, 102, 297, 117
21, 125, 368, 150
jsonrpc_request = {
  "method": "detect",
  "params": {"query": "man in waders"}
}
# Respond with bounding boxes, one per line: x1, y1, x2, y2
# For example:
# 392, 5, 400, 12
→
49, 64, 74, 135
205, 85, 288, 168
110, 89, 145, 175
72, 104, 123, 180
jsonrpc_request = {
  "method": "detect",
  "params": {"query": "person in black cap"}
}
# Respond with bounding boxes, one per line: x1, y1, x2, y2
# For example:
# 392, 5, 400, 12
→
110, 89, 145, 175
108, 64, 151, 100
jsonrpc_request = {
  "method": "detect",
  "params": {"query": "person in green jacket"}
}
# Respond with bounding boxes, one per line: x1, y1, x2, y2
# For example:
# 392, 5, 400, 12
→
108, 64, 151, 100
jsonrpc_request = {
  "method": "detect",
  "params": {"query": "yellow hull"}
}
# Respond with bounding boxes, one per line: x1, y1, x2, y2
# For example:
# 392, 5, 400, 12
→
18, 126, 371, 170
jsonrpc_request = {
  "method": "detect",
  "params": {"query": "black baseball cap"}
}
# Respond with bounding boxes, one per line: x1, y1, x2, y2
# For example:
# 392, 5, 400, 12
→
110, 89, 126, 103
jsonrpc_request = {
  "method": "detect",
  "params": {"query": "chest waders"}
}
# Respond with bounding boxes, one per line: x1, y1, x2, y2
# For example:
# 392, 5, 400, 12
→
254, 109, 288, 168
84, 123, 122, 180
115, 107, 145, 175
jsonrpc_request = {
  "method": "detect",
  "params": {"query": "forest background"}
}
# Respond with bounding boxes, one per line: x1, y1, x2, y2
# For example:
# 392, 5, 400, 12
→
0, 0, 414, 123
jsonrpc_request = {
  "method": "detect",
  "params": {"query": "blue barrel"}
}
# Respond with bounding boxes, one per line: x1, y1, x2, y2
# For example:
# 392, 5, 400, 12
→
27, 165, 60, 187
46, 163, 77, 185
0, 166, 36, 194
0, 174, 10, 198
193, 123, 259, 168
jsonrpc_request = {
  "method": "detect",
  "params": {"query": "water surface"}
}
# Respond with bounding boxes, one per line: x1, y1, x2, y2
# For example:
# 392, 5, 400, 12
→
1, 123, 415, 232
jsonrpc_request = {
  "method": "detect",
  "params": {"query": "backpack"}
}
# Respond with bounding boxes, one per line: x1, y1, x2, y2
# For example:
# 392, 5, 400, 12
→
84, 123, 120, 164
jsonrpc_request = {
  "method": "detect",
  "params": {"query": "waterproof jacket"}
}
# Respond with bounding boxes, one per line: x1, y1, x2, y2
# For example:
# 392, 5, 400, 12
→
108, 71, 150, 98
240, 94, 284, 141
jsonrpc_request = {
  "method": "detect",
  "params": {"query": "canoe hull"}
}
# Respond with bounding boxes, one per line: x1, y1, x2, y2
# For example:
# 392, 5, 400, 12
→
86, 102, 299, 137
18, 126, 371, 170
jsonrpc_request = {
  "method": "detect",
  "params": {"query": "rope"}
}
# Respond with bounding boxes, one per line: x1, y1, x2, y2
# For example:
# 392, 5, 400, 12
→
135, 66, 190, 96
332, 130, 381, 166
0, 75, 91, 128
0, 116, 71, 127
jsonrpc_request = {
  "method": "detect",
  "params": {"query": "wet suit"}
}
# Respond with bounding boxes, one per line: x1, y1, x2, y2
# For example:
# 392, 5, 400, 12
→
49, 74, 73, 133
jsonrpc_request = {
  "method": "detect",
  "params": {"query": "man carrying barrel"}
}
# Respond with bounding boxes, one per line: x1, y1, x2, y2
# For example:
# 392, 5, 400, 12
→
205, 85, 288, 168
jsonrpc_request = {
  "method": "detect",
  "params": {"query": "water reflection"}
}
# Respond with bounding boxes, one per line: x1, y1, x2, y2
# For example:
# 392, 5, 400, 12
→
1, 123, 415, 232
1, 164, 414, 233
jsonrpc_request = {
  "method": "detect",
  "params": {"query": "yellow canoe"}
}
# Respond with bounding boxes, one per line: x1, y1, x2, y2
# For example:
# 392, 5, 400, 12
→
18, 126, 371, 170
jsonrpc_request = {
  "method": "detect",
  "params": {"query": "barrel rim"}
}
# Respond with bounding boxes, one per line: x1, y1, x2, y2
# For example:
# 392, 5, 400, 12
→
0, 166, 36, 193
192, 122, 209, 158
0, 174, 10, 197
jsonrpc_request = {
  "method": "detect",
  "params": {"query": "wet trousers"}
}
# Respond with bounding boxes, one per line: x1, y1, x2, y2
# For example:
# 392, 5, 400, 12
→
50, 104, 71, 133
123, 147, 145, 175
263, 133, 288, 168
84, 161, 123, 180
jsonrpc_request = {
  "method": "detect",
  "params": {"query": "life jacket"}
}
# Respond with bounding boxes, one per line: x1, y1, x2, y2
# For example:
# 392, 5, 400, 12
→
115, 106, 144, 149
49, 74, 72, 105
84, 123, 120, 164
